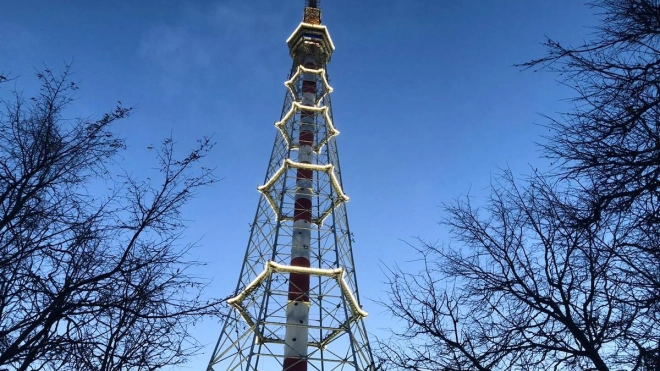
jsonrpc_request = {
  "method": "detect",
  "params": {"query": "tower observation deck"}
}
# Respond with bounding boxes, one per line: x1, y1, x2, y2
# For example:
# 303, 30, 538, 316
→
206, 2, 376, 371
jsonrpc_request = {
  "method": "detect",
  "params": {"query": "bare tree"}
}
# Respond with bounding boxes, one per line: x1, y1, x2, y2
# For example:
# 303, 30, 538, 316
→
524, 0, 660, 364
0, 66, 222, 371
379, 172, 659, 371
520, 0, 660, 220
379, 1, 660, 370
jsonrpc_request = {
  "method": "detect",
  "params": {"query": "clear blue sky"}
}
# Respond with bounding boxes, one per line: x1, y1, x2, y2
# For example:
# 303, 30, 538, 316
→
1, 1, 595, 369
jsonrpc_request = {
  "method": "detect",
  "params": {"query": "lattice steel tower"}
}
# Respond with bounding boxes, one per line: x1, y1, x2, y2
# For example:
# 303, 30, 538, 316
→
206, 2, 375, 371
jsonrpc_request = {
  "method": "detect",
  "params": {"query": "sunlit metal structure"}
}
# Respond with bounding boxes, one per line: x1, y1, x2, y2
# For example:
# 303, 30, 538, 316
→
206, 2, 376, 371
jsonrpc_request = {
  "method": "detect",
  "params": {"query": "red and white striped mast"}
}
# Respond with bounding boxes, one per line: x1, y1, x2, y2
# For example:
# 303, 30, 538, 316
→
206, 2, 375, 371
285, 2, 323, 370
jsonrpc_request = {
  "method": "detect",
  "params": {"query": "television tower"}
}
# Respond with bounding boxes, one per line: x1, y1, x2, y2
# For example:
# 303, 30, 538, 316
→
206, 1, 376, 371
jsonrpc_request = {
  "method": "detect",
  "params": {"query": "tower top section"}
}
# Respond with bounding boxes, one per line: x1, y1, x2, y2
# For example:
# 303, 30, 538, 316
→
287, 0, 335, 65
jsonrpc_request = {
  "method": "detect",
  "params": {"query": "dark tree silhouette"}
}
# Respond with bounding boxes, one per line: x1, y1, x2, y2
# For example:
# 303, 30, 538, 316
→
520, 0, 660, 221
0, 66, 222, 371
523, 1, 660, 365
379, 172, 659, 371
379, 1, 660, 370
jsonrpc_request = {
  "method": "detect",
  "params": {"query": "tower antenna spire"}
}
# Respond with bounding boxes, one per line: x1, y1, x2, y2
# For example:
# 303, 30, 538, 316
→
304, 0, 321, 24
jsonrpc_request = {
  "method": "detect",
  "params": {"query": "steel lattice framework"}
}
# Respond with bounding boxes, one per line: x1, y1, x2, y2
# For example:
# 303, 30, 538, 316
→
206, 3, 376, 371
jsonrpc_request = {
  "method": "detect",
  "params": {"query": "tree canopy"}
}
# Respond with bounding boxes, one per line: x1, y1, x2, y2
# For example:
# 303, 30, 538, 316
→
379, 1, 660, 370
0, 66, 223, 371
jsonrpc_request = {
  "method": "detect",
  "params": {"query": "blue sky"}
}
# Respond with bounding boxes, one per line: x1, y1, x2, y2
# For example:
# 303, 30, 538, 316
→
1, 0, 596, 369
